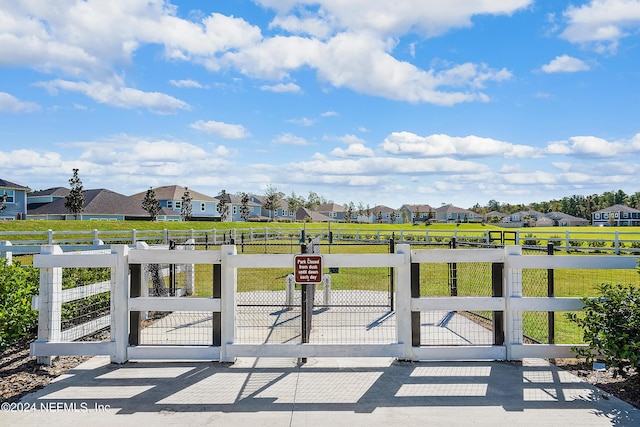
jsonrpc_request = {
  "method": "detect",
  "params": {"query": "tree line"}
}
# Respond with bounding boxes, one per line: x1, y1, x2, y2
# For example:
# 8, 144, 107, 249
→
473, 190, 640, 219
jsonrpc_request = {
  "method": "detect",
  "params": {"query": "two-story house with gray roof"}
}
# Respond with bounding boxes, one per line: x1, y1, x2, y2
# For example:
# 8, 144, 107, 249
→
0, 178, 30, 220
399, 204, 435, 224
592, 204, 640, 226
130, 185, 219, 221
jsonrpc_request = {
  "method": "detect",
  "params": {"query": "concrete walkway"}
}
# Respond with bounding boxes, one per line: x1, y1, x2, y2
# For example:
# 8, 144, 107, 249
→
5, 356, 639, 426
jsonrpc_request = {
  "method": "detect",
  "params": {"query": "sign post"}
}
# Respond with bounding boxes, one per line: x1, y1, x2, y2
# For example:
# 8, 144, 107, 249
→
294, 254, 323, 353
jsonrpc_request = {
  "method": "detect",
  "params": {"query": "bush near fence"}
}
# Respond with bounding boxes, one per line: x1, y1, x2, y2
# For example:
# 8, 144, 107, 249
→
0, 259, 39, 350
0, 261, 112, 350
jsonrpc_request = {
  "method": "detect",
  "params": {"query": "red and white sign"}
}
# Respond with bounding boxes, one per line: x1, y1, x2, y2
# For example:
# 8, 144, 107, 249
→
294, 254, 323, 284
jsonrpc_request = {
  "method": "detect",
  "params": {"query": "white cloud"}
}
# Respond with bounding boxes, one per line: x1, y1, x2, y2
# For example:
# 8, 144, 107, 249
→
561, 0, 640, 53
169, 79, 203, 88
257, 0, 532, 38
0, 92, 40, 113
287, 117, 315, 126
190, 120, 250, 139
338, 134, 366, 145
273, 132, 308, 145
330, 143, 374, 157
544, 134, 640, 157
0, 0, 522, 106
37, 78, 189, 114
321, 110, 338, 117
260, 82, 302, 93
541, 55, 590, 73
380, 132, 538, 158
269, 14, 335, 39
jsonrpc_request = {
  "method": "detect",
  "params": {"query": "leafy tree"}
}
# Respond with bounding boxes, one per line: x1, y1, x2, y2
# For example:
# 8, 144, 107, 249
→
65, 168, 85, 219
141, 187, 161, 221
181, 187, 193, 221
344, 202, 354, 223
286, 191, 304, 216
240, 192, 251, 221
217, 189, 230, 221
390, 209, 398, 223
263, 185, 283, 219
487, 199, 500, 212
305, 191, 321, 211
357, 201, 365, 222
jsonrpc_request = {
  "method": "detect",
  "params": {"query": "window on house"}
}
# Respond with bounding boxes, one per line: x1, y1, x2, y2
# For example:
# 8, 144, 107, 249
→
175, 201, 182, 209
2, 190, 14, 203
201, 203, 206, 212
233, 206, 238, 215
167, 201, 173, 208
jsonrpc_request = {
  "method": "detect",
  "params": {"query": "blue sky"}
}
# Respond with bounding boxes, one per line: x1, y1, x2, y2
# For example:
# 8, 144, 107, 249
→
1, 0, 640, 209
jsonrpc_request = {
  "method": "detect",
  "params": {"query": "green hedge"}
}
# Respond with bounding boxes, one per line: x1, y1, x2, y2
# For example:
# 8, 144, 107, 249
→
0, 259, 39, 350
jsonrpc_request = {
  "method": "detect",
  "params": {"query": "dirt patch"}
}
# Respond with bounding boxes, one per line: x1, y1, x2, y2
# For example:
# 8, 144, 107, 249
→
551, 358, 640, 409
0, 340, 89, 404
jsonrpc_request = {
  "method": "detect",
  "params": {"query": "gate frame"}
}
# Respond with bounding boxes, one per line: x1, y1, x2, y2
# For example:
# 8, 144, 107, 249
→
29, 243, 639, 363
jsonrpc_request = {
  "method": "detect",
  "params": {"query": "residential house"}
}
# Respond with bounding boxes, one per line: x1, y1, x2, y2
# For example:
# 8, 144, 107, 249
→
295, 207, 333, 222
544, 211, 590, 227
502, 209, 544, 226
130, 185, 219, 221
27, 187, 70, 210
216, 192, 263, 222
485, 211, 506, 223
435, 204, 476, 223
249, 194, 297, 221
535, 216, 555, 227
317, 203, 347, 222
28, 189, 179, 221
369, 205, 402, 224
0, 178, 30, 220
399, 204, 435, 224
592, 204, 640, 226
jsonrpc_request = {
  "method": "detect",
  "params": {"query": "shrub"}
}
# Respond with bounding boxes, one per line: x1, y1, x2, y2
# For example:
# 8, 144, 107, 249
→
0, 259, 39, 350
567, 281, 640, 376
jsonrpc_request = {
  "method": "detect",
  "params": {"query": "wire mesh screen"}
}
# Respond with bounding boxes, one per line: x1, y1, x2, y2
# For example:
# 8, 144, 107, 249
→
236, 267, 298, 344
139, 311, 213, 345
521, 249, 550, 343
313, 266, 394, 344
60, 267, 111, 342
234, 263, 394, 344
417, 259, 495, 346
519, 248, 638, 344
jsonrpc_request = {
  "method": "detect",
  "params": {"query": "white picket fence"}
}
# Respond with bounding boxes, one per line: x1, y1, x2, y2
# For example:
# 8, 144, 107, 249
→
25, 243, 639, 364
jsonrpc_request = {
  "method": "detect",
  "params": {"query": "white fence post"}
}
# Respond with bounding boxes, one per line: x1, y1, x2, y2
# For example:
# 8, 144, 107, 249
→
0, 241, 12, 264
36, 245, 63, 365
322, 274, 331, 305
504, 245, 523, 360
285, 274, 295, 306
111, 245, 130, 364
394, 243, 412, 360
185, 239, 195, 295
220, 244, 237, 362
